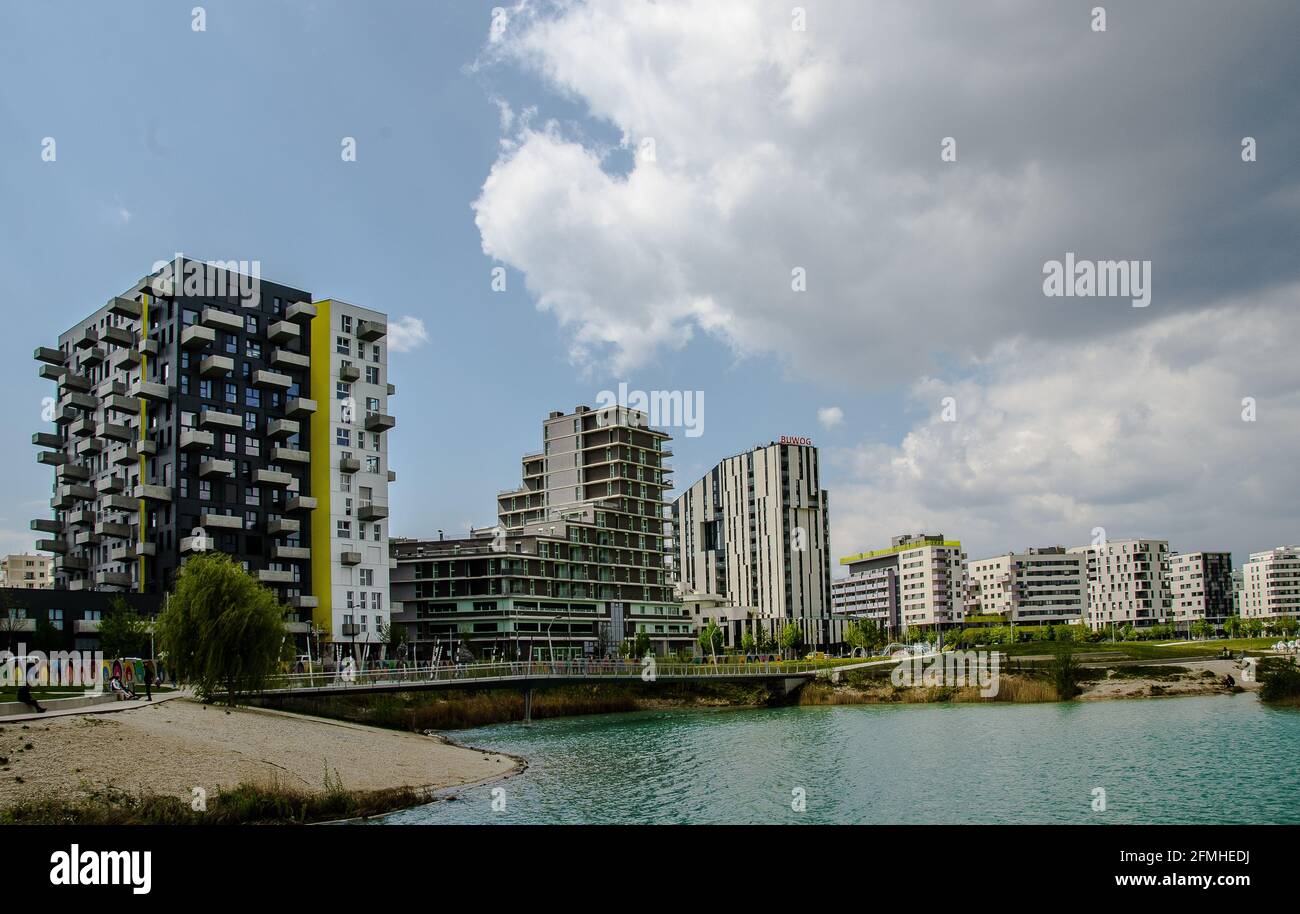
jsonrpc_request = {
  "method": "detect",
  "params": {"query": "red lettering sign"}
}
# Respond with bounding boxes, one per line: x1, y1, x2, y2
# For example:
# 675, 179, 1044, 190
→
779, 436, 813, 446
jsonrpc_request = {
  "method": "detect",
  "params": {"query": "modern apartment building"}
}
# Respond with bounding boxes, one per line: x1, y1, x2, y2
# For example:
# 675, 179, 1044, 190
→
834, 534, 966, 634
1, 554, 54, 589
1167, 551, 1235, 628
392, 406, 691, 658
31, 259, 394, 651
1068, 539, 1171, 630
1240, 545, 1300, 620
673, 441, 834, 647
964, 547, 1087, 625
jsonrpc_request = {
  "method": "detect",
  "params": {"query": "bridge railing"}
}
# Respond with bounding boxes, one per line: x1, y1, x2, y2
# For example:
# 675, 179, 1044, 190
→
261, 659, 829, 692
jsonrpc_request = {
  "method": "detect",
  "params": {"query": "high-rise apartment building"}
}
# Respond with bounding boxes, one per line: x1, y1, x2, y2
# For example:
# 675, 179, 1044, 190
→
1, 554, 54, 589
392, 405, 690, 658
1167, 551, 1235, 628
31, 259, 394, 651
834, 534, 965, 634
673, 441, 834, 646
1068, 539, 1171, 630
1240, 545, 1300, 620
965, 547, 1087, 624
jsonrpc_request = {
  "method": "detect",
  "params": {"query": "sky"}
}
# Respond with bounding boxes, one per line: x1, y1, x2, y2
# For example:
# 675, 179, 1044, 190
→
1, 0, 1297, 572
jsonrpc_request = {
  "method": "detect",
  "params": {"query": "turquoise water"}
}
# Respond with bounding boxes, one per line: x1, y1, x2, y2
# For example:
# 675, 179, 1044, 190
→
385, 693, 1300, 824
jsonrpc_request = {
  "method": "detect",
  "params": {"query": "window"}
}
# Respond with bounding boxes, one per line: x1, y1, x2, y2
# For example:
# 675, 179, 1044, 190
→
245, 436, 260, 457
244, 411, 257, 431
366, 456, 379, 473
246, 340, 261, 360
245, 315, 258, 334
336, 381, 351, 400
245, 387, 261, 408
336, 335, 350, 355
365, 366, 379, 384
336, 427, 349, 446
224, 382, 238, 404
199, 479, 211, 501
224, 333, 237, 355
360, 568, 373, 586
337, 520, 351, 538
341, 315, 353, 333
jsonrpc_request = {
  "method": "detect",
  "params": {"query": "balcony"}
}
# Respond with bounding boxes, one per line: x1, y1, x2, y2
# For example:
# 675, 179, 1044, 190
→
52, 406, 78, 426
111, 347, 142, 370
285, 301, 317, 322
358, 500, 388, 521
101, 494, 136, 512
339, 362, 360, 382
108, 296, 142, 320
387, 383, 396, 396
102, 325, 134, 347
272, 545, 310, 561
200, 408, 242, 430
252, 368, 292, 390
267, 418, 299, 440
357, 319, 385, 341
290, 595, 319, 610
36, 537, 67, 554
30, 518, 61, 534
112, 447, 140, 467
287, 496, 317, 513
200, 354, 234, 378
140, 338, 159, 357
199, 512, 242, 531
136, 542, 157, 558
285, 397, 317, 418
131, 379, 171, 403
340, 551, 362, 566
133, 484, 172, 503
95, 475, 126, 494
95, 570, 132, 588
64, 392, 98, 412
364, 412, 395, 432
37, 451, 68, 467
80, 347, 106, 367
33, 431, 61, 449
104, 393, 138, 414
258, 569, 296, 585
58, 371, 92, 392
97, 421, 133, 442
109, 544, 135, 563
199, 458, 234, 478
201, 307, 243, 333
387, 469, 397, 483
36, 365, 62, 385
58, 554, 89, 572
339, 456, 361, 473
95, 520, 132, 539
267, 518, 300, 536
138, 439, 158, 456
67, 484, 96, 503
181, 324, 216, 350
73, 618, 100, 633
180, 534, 210, 554
271, 446, 309, 464
57, 464, 91, 482
34, 346, 65, 366
68, 509, 95, 527
75, 328, 100, 349
180, 428, 214, 451
271, 348, 309, 371
254, 468, 293, 488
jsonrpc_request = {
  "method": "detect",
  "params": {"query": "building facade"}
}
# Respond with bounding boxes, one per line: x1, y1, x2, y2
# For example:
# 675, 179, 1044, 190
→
392, 406, 690, 659
1069, 539, 1171, 630
965, 547, 1087, 625
31, 259, 393, 650
673, 441, 834, 647
834, 534, 966, 634
1167, 551, 1235, 628
1240, 545, 1300, 620
1, 554, 54, 590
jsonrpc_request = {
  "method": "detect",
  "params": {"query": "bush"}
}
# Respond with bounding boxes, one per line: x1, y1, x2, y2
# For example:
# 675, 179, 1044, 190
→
1050, 648, 1082, 700
1258, 657, 1300, 703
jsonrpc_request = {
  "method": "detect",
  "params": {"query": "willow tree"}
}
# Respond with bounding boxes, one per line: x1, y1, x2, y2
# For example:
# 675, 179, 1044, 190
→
156, 552, 289, 704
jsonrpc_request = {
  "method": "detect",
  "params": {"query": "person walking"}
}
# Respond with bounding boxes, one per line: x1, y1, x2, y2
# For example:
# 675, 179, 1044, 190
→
142, 660, 154, 701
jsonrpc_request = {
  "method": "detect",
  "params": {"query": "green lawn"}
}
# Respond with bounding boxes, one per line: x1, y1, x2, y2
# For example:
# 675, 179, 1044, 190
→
1000, 638, 1276, 660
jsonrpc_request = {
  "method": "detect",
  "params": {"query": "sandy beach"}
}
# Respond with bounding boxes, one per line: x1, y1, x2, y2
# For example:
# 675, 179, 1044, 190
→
1078, 658, 1260, 701
0, 698, 519, 807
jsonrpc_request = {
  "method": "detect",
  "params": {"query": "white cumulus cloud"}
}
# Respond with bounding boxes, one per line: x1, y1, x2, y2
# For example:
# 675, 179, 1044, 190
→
387, 316, 429, 353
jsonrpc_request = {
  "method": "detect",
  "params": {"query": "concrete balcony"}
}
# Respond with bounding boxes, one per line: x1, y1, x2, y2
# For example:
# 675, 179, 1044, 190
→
105, 393, 138, 414
38, 364, 64, 384
37, 451, 68, 467
199, 458, 234, 478
201, 512, 243, 531
285, 397, 317, 418
95, 570, 133, 589
267, 418, 299, 440
252, 368, 292, 390
270, 348, 309, 371
32, 431, 62, 449
200, 408, 242, 430
339, 456, 361, 473
140, 338, 159, 357
267, 518, 300, 536
290, 595, 319, 610
75, 438, 103, 457
181, 324, 217, 349
59, 371, 92, 392
267, 320, 299, 344
102, 325, 134, 347
66, 484, 96, 503
180, 428, 215, 451
254, 468, 293, 488
357, 319, 386, 341
131, 380, 171, 403
138, 439, 158, 456
340, 551, 362, 566
68, 509, 95, 527
286, 496, 317, 513
133, 484, 172, 503
387, 383, 397, 396
364, 412, 396, 432
34, 346, 65, 366
36, 537, 67, 554
108, 296, 142, 319
101, 494, 136, 512
75, 328, 100, 349
80, 347, 106, 367
109, 544, 135, 563
358, 500, 388, 521
96, 520, 133, 539
52, 406, 78, 426
64, 392, 98, 413
339, 362, 360, 382
112, 447, 140, 467
388, 469, 397, 483
285, 301, 317, 322
30, 518, 61, 534
201, 307, 243, 333
180, 534, 210, 554
258, 569, 296, 585
111, 347, 142, 370
272, 545, 310, 561
74, 525, 101, 545
95, 475, 126, 494
136, 541, 157, 558
271, 446, 309, 464
73, 618, 100, 633
97, 421, 133, 442
57, 464, 91, 482
200, 354, 234, 377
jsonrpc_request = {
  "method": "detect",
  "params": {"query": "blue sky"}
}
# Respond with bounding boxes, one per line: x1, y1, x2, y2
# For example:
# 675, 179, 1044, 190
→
3, 1, 1297, 566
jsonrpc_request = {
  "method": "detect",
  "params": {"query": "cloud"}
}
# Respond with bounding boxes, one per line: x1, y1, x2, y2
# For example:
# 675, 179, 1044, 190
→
825, 288, 1300, 564
817, 406, 844, 430
474, 0, 1300, 384
387, 316, 429, 353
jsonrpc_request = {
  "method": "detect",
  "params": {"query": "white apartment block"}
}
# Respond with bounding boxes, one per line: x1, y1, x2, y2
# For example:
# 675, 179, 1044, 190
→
1240, 545, 1300, 619
1167, 551, 1235, 626
1, 553, 54, 589
965, 547, 1086, 624
836, 534, 965, 632
1069, 539, 1171, 630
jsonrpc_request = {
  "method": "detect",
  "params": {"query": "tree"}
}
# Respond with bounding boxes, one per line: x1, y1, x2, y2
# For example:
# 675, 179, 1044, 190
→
1191, 619, 1212, 641
1223, 615, 1243, 639
1279, 616, 1299, 638
844, 620, 868, 656
0, 611, 26, 653
1051, 647, 1082, 700
740, 629, 756, 655
1245, 618, 1263, 638
99, 596, 150, 660
155, 552, 289, 704
699, 620, 723, 660
780, 622, 805, 659
632, 630, 651, 659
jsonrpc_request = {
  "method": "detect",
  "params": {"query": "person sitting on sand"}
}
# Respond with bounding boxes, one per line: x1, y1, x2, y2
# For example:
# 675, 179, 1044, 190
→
109, 674, 137, 700
16, 663, 47, 713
